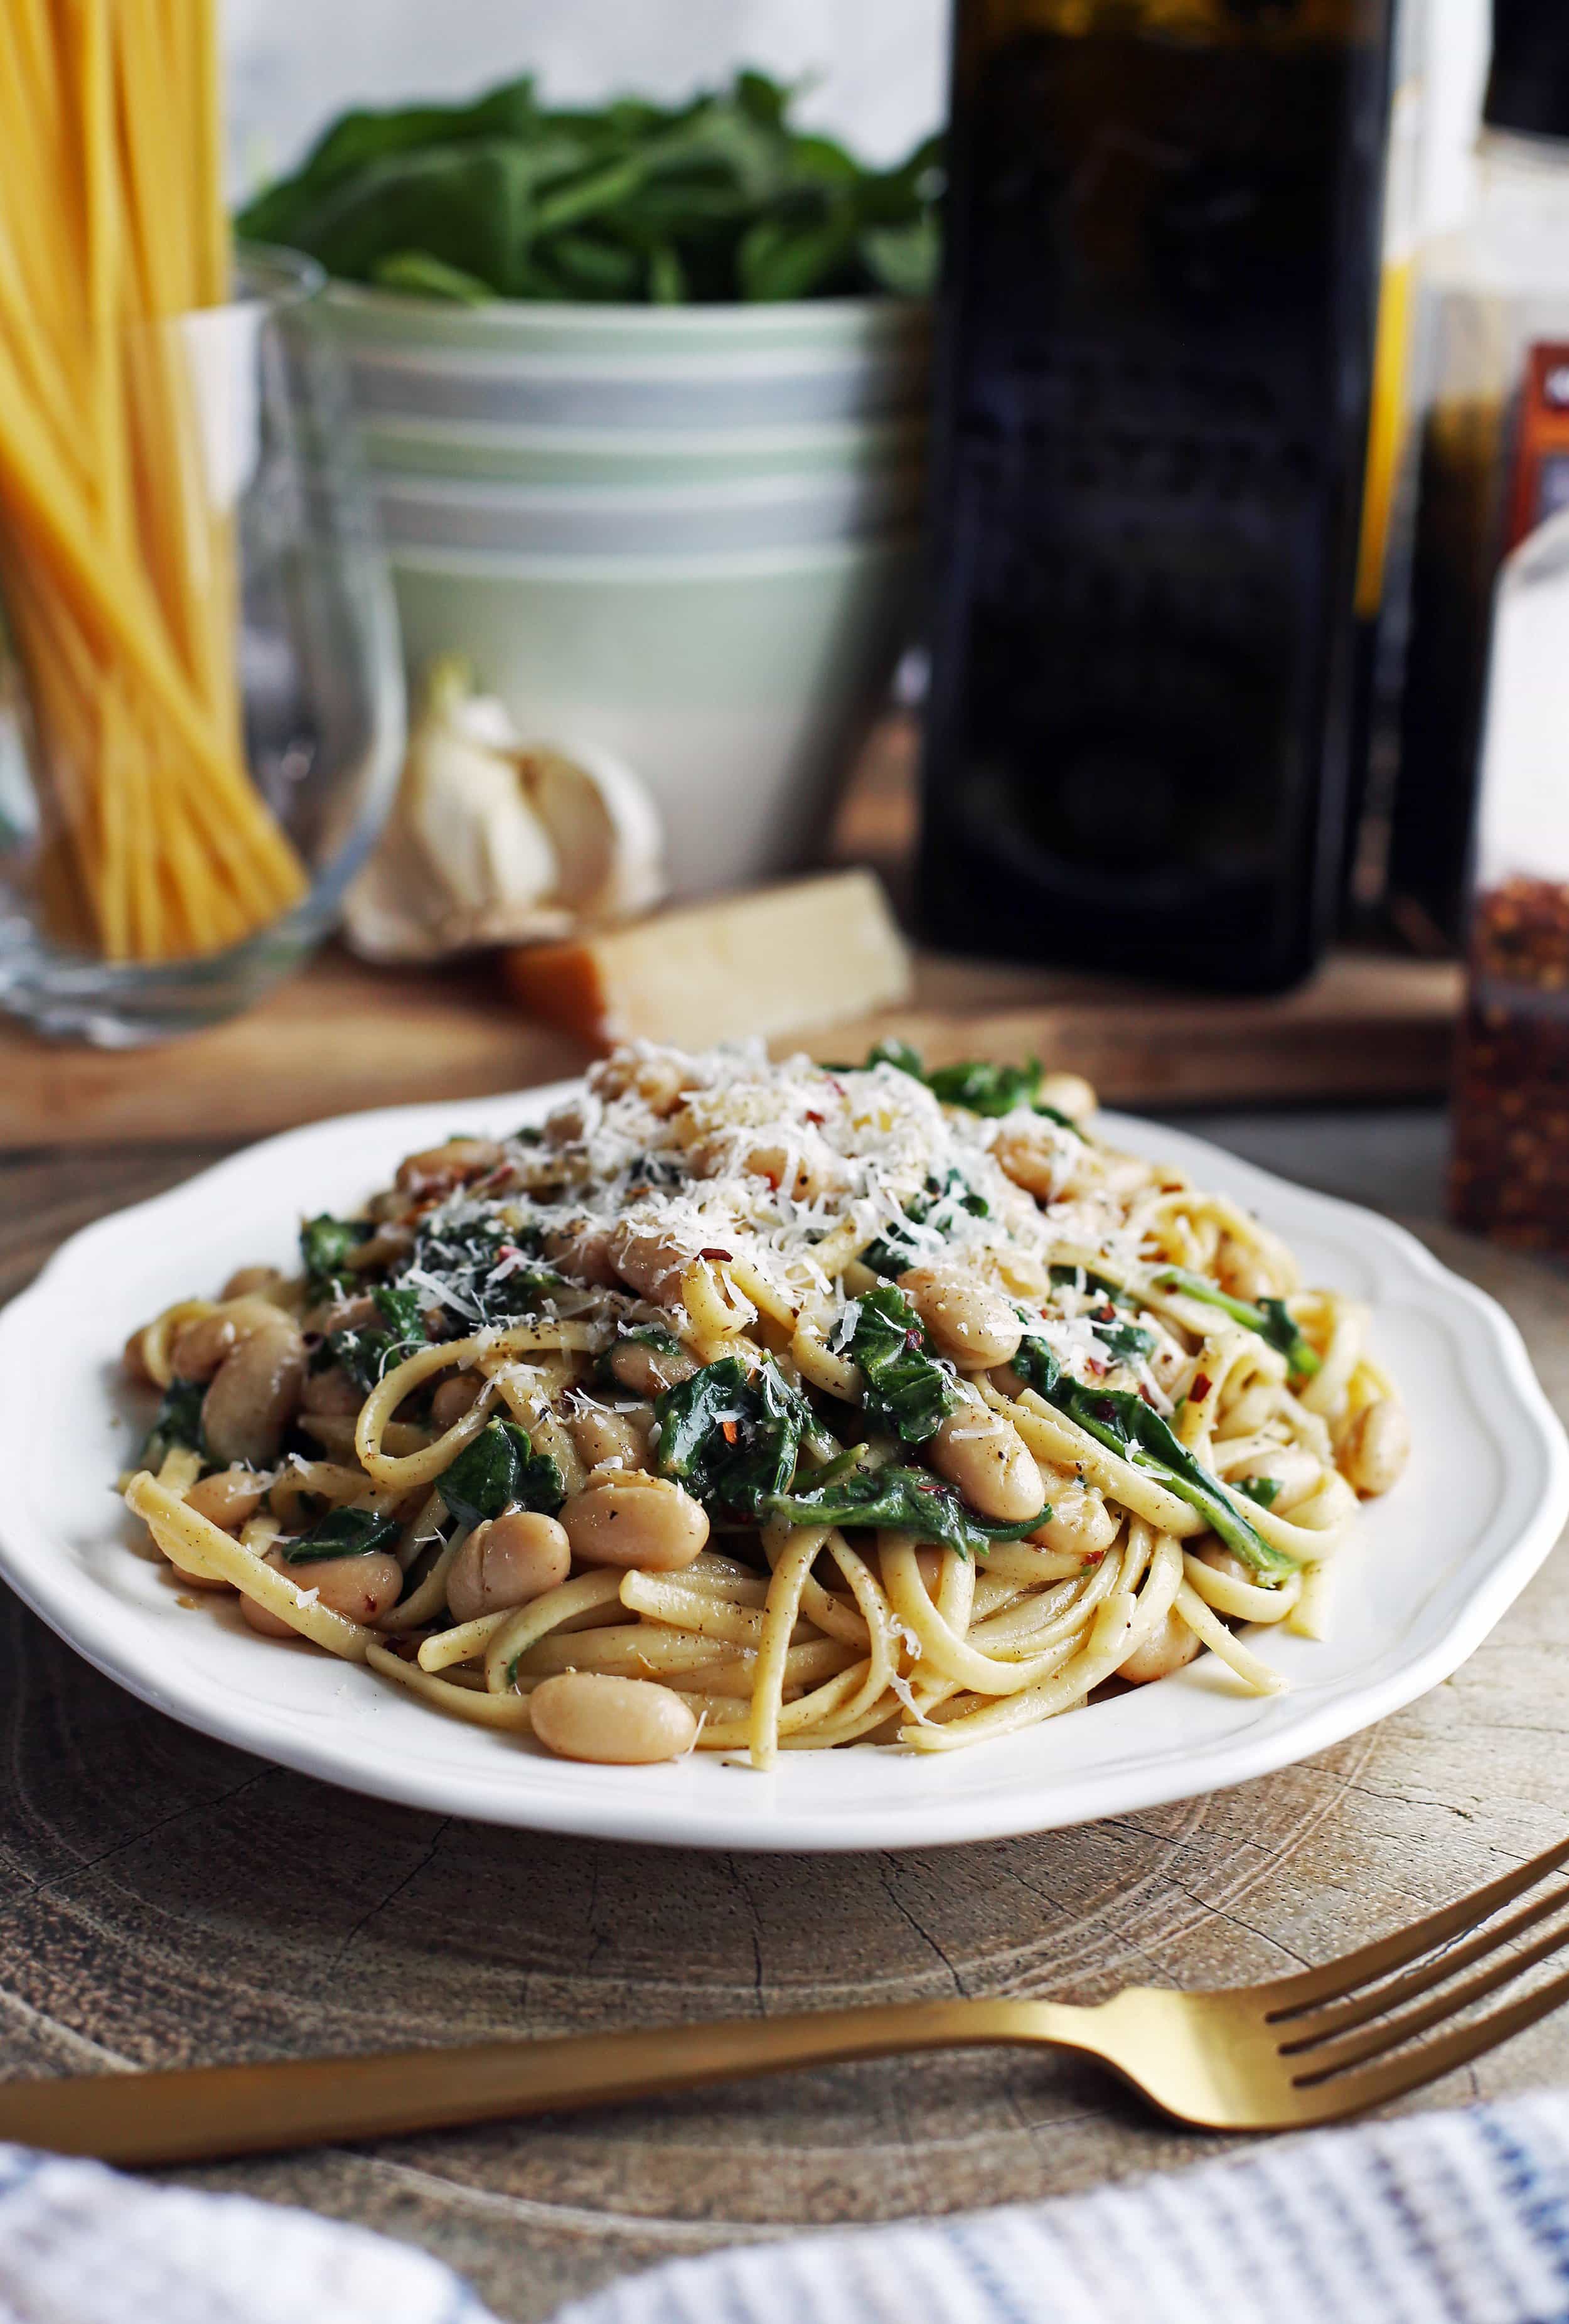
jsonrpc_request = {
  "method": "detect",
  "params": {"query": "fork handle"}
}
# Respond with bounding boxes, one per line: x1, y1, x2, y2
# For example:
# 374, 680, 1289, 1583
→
0, 1996, 1098, 2168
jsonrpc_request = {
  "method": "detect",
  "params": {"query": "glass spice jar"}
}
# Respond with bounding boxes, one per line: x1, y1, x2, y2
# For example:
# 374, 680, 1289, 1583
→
1450, 502, 1569, 1250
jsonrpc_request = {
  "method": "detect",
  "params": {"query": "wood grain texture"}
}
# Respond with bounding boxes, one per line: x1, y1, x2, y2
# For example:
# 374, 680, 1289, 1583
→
0, 942, 1460, 1147
3, 1146, 1566, 2324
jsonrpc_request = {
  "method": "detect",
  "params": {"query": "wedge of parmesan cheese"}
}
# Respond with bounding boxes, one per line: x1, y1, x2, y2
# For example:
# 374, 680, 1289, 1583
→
503, 869, 912, 1049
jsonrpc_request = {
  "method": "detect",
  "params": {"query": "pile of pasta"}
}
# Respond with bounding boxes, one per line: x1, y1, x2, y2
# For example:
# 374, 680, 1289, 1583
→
121, 1041, 1409, 1770
0, 0, 306, 959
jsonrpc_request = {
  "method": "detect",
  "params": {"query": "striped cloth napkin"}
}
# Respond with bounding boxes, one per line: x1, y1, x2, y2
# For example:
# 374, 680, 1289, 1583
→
4, 2090, 1569, 2323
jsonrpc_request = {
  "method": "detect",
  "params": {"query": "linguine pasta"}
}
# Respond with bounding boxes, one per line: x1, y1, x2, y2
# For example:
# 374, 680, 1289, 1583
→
119, 1042, 1408, 1770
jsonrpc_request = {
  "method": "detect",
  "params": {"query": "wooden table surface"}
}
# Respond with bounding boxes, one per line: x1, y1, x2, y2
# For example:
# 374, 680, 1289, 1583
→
4, 1134, 1569, 2324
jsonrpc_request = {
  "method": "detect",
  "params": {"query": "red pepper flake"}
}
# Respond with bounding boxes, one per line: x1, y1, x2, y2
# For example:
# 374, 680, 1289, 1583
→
699, 1247, 734, 1261
721, 1420, 740, 1445
1191, 1372, 1213, 1402
805, 1109, 825, 1126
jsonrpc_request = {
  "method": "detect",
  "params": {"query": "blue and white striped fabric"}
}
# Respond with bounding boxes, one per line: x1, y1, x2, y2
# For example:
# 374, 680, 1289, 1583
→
0, 2143, 492, 2324
559, 2095, 1569, 2324
5, 2093, 1569, 2324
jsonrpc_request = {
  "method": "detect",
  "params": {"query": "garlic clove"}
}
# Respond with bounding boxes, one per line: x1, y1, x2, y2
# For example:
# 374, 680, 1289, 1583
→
407, 722, 557, 917
343, 657, 667, 962
519, 739, 667, 922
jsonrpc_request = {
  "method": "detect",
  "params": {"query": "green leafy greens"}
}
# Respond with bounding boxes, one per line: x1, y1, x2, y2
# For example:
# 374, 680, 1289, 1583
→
1237, 1476, 1283, 1510
437, 1418, 565, 1531
768, 1466, 1046, 1559
327, 1283, 429, 1393
138, 1379, 207, 1470
859, 1170, 989, 1279
236, 72, 942, 306
1151, 1267, 1321, 1379
1043, 1380, 1293, 1581
655, 1356, 817, 1515
1005, 1327, 1292, 1579
279, 1507, 404, 1564
865, 1044, 1081, 1132
407, 1214, 560, 1328
651, 1354, 1043, 1554
300, 1213, 369, 1301
848, 1284, 956, 1444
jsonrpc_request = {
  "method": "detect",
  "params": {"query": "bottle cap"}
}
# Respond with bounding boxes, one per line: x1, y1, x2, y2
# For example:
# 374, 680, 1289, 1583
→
1487, 0, 1569, 140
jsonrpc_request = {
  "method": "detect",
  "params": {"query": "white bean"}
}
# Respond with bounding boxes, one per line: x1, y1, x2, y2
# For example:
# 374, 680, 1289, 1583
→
241, 1549, 402, 1635
447, 1513, 571, 1623
1339, 1398, 1409, 1497
185, 1467, 268, 1534
561, 1472, 709, 1571
1030, 1465, 1120, 1557
931, 1405, 1044, 1524
570, 1403, 653, 1471
898, 1265, 1023, 1370
1037, 1071, 1096, 1122
1118, 1608, 1202, 1685
202, 1316, 306, 1466
530, 1672, 697, 1763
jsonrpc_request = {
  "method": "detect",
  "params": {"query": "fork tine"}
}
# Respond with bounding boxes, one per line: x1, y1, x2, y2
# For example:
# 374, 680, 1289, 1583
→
1263, 1832, 1569, 2017
1309, 1955, 1569, 2121
1289, 1905, 1569, 2084
1278, 1880, 1569, 2052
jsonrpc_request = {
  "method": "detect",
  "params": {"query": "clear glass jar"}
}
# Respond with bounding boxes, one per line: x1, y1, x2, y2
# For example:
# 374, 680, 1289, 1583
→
1450, 503, 1569, 1249
0, 249, 405, 1045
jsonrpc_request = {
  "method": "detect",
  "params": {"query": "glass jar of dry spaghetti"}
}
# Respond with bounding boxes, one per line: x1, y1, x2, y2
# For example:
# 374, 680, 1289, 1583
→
0, 247, 404, 1042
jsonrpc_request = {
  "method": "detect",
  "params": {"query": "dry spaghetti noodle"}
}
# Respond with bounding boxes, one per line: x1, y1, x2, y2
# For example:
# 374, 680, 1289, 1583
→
120, 1042, 1409, 1770
0, 0, 307, 960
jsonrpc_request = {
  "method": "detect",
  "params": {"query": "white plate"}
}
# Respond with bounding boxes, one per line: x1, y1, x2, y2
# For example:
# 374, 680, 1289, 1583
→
1, 1089, 1564, 1853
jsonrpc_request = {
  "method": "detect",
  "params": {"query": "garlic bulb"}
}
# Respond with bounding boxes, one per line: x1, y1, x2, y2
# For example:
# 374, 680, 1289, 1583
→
344, 659, 667, 962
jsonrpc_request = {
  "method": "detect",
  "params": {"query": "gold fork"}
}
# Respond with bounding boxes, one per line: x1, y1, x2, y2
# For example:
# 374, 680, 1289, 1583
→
8, 1831, 1569, 2167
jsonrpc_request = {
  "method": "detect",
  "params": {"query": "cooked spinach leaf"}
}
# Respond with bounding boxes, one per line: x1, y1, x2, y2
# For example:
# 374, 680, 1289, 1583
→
327, 1281, 431, 1394
766, 1465, 1044, 1558
864, 1037, 923, 1078
300, 1213, 369, 1299
409, 1213, 562, 1326
1237, 1475, 1283, 1510
655, 1355, 813, 1515
138, 1378, 206, 1470
849, 1284, 956, 1444
1009, 1329, 1061, 1399
1088, 1313, 1157, 1365
279, 1506, 403, 1564
1043, 1380, 1293, 1581
860, 1170, 989, 1279
437, 1418, 565, 1530
1152, 1267, 1321, 1379
864, 1045, 1083, 1133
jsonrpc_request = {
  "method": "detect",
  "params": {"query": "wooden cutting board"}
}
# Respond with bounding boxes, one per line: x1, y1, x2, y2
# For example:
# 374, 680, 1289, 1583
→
1, 716, 1460, 1146
2, 938, 1458, 1148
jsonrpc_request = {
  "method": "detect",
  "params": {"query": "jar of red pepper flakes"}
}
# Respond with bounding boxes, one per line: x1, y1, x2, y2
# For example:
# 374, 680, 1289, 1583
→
1450, 493, 1569, 1253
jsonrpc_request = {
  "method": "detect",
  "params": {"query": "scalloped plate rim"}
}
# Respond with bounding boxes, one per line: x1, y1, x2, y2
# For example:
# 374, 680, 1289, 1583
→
0, 1082, 1563, 1853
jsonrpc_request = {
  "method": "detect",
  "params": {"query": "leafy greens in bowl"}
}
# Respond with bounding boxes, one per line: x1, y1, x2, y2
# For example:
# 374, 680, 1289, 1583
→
237, 68, 942, 308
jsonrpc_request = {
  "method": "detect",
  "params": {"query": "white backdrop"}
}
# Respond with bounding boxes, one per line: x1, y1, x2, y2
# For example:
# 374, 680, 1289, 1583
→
224, 0, 951, 185
224, 0, 1487, 227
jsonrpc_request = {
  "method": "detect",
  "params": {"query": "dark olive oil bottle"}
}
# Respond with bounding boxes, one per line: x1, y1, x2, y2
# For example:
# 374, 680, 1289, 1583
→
918, 0, 1395, 991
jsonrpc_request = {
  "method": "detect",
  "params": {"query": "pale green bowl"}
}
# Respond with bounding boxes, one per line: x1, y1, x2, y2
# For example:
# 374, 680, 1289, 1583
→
390, 534, 920, 898
361, 411, 928, 487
